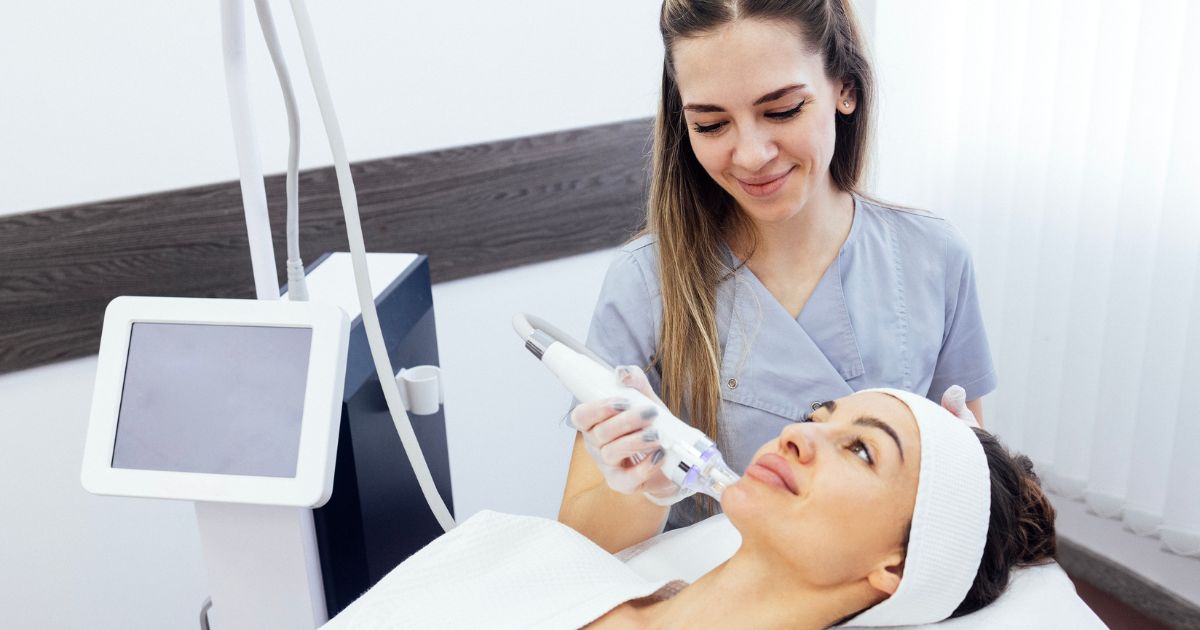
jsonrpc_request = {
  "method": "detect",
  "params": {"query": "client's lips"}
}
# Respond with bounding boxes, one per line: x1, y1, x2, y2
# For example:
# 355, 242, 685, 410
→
745, 453, 799, 494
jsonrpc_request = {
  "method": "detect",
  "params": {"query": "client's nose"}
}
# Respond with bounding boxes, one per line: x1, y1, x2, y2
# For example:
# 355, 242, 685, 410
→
780, 423, 817, 465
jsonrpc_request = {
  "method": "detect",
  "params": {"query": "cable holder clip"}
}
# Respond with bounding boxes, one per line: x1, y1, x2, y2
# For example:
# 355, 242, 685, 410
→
395, 365, 444, 416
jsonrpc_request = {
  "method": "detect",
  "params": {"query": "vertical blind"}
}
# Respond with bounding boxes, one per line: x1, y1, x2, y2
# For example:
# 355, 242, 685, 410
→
868, 0, 1200, 557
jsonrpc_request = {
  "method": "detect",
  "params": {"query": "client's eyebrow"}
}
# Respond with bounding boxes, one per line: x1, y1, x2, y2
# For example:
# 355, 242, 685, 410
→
854, 416, 904, 462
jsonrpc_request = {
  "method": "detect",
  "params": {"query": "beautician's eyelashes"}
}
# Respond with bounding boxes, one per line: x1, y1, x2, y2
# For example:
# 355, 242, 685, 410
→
693, 121, 726, 134
765, 100, 806, 120
690, 100, 808, 135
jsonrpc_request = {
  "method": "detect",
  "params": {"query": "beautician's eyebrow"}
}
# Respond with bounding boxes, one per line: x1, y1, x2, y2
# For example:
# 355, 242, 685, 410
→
854, 416, 905, 463
683, 83, 808, 113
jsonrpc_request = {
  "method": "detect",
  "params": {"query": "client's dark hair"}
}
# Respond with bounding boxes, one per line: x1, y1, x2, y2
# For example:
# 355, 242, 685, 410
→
950, 428, 1057, 618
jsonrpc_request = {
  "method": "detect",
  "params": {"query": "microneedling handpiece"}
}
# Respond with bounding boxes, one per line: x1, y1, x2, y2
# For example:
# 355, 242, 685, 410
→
514, 314, 740, 501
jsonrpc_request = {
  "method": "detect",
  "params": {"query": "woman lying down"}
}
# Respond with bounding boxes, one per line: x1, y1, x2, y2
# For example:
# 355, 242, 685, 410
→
323, 388, 1055, 629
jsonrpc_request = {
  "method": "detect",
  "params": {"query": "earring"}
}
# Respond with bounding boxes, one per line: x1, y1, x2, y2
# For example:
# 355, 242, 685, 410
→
843, 100, 851, 107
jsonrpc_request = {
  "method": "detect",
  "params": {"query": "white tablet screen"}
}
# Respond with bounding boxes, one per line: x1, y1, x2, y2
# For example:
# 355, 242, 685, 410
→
111, 322, 313, 478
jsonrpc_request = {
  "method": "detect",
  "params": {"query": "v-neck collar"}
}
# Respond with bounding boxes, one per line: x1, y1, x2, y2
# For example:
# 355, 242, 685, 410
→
719, 196, 866, 393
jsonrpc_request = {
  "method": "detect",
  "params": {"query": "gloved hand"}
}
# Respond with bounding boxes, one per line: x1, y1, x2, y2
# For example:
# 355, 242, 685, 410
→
568, 364, 684, 503
940, 384, 981, 429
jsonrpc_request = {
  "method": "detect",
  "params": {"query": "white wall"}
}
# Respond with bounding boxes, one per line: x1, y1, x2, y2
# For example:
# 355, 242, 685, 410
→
0, 357, 210, 629
436, 252, 614, 521
0, 0, 662, 216
0, 0, 659, 626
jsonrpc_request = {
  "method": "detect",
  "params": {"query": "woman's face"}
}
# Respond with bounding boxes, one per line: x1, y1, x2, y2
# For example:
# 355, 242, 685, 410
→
672, 18, 855, 224
721, 392, 921, 591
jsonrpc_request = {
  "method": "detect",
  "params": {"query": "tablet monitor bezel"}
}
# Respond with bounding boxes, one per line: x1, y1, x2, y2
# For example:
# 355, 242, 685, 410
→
81, 296, 349, 508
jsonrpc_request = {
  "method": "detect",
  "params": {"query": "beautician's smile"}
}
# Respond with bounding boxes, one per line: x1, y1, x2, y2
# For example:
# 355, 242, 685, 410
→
734, 166, 794, 198
745, 453, 799, 494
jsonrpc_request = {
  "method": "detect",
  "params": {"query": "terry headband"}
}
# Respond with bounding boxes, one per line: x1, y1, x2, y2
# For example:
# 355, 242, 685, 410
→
844, 388, 991, 627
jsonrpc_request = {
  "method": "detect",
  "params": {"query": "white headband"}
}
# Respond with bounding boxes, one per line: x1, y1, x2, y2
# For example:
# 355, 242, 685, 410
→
843, 388, 991, 627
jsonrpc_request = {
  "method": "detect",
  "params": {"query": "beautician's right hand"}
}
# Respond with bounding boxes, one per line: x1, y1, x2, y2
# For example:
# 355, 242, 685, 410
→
940, 384, 981, 429
568, 365, 680, 500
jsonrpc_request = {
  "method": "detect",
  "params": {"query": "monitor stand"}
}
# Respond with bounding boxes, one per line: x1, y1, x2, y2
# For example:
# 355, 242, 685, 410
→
194, 502, 327, 629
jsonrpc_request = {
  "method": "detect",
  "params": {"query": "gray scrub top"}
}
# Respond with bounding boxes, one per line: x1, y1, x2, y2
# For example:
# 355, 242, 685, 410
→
584, 196, 997, 528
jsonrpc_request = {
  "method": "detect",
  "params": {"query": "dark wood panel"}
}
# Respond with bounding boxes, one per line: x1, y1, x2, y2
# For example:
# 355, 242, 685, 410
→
0, 118, 653, 374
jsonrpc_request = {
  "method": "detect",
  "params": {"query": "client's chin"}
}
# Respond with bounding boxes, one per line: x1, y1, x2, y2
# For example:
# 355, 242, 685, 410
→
717, 477, 773, 528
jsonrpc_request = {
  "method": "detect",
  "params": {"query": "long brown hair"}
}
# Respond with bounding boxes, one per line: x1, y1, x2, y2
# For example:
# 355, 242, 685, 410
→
647, 0, 876, 448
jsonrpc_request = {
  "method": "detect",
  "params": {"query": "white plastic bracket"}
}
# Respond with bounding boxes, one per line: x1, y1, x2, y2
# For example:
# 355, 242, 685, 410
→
395, 365, 444, 416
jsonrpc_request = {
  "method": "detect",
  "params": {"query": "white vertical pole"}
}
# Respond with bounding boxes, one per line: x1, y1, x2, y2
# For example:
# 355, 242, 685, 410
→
221, 0, 280, 300
195, 502, 329, 629
203, 1, 327, 627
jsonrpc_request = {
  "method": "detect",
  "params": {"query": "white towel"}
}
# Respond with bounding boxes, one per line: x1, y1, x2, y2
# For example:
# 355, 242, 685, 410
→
321, 511, 671, 630
617, 513, 741, 583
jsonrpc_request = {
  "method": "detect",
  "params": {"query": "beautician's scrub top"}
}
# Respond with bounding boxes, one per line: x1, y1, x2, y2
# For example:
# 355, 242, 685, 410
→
584, 196, 997, 528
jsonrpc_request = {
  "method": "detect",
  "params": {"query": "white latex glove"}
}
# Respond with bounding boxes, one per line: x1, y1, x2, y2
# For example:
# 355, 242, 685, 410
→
940, 384, 981, 429
568, 365, 681, 501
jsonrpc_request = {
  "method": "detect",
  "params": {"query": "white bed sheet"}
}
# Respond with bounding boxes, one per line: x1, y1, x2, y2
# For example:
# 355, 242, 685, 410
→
323, 510, 1106, 629
617, 514, 1107, 629
321, 511, 671, 630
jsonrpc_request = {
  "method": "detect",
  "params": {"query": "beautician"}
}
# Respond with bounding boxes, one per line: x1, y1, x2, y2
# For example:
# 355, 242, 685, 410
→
559, 0, 996, 552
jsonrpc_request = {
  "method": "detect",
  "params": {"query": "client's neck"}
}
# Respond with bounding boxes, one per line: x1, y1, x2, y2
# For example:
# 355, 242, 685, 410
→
636, 546, 879, 629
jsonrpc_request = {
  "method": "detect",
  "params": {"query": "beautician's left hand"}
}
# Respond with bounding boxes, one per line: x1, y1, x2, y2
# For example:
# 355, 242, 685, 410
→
614, 365, 693, 505
940, 385, 980, 429
567, 365, 682, 502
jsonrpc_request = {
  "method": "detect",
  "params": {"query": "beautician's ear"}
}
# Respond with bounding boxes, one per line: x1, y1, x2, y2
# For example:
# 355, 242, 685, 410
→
866, 551, 904, 596
838, 80, 857, 114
